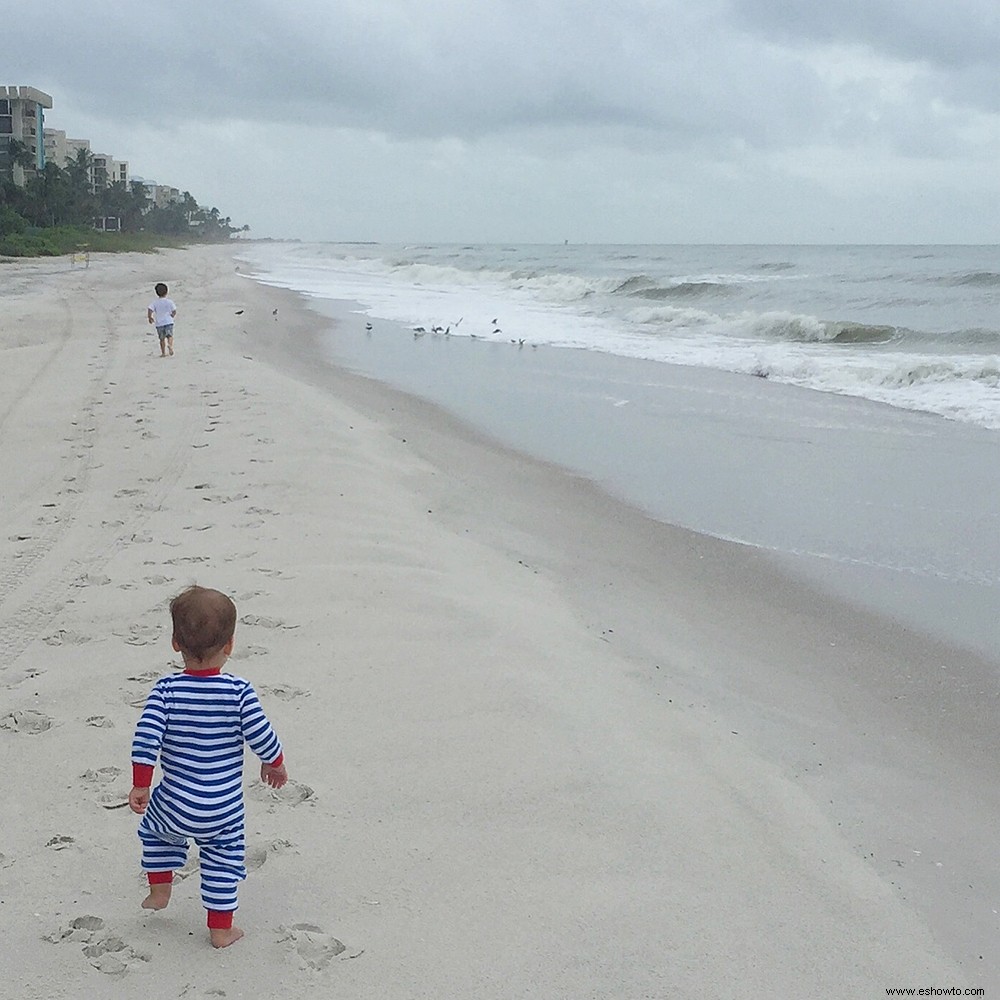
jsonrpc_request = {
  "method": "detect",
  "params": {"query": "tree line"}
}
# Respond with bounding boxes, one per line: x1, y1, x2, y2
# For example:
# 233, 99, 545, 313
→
1, 139, 246, 250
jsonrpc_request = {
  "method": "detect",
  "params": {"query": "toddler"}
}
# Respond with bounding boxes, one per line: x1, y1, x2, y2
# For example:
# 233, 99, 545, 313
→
129, 586, 287, 948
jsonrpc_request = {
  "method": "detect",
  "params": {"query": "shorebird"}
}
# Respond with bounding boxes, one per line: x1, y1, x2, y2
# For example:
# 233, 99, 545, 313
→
272, 308, 278, 320
235, 309, 244, 315
365, 322, 373, 332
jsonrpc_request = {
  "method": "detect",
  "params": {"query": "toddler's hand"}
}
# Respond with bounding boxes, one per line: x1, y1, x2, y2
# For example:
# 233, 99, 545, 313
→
129, 786, 150, 815
261, 761, 288, 789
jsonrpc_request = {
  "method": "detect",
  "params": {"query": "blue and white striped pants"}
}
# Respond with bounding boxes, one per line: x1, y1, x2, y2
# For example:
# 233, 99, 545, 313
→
138, 816, 246, 913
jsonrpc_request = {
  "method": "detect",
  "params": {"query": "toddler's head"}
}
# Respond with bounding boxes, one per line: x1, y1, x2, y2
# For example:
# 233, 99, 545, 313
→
170, 586, 236, 663
154, 282, 169, 297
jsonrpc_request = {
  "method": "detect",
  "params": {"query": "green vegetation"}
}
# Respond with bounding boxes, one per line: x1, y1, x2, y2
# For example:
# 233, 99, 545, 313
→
1, 139, 247, 257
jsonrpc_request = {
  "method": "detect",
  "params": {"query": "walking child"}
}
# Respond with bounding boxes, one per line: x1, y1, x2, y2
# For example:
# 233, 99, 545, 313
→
147, 282, 177, 357
129, 586, 288, 948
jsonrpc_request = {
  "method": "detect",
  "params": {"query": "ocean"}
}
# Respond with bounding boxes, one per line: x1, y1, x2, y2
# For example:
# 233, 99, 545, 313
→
238, 242, 1000, 660
242, 242, 1000, 430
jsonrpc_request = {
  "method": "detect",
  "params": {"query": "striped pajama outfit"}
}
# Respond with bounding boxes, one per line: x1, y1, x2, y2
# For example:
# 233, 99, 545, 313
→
131, 671, 283, 917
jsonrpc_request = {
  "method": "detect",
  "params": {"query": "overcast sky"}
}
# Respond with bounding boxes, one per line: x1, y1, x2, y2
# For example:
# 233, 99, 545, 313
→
8, 0, 1000, 242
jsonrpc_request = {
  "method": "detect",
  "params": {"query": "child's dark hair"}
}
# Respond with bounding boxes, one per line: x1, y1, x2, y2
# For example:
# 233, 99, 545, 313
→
170, 586, 236, 661
155, 282, 168, 296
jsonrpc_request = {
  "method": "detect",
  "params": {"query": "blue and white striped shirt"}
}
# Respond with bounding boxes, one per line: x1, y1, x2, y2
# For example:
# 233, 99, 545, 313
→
132, 672, 283, 837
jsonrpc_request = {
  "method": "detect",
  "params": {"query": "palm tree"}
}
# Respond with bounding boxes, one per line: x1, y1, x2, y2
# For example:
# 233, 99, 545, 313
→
65, 148, 94, 194
23, 162, 73, 226
5, 138, 35, 185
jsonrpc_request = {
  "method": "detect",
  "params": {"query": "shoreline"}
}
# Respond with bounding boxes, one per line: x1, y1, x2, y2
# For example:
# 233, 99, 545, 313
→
290, 290, 1000, 664
1, 245, 995, 995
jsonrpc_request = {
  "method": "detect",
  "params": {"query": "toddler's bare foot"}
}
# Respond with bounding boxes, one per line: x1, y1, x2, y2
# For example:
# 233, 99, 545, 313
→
210, 925, 244, 949
141, 884, 172, 910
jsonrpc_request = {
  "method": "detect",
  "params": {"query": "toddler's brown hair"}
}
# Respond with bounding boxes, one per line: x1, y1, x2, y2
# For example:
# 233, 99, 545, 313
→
170, 586, 236, 661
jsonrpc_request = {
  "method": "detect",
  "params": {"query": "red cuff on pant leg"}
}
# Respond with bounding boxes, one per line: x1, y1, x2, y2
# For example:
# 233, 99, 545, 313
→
147, 871, 173, 885
207, 910, 234, 929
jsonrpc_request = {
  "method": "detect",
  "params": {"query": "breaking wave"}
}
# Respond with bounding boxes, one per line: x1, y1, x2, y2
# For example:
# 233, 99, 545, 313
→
949, 271, 1000, 287
746, 312, 898, 344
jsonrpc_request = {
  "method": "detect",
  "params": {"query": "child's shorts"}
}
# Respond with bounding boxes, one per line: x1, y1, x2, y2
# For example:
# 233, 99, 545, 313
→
156, 324, 174, 340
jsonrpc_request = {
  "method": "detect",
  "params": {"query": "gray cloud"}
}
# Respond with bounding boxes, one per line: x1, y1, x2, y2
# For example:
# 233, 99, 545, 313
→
6, 0, 999, 241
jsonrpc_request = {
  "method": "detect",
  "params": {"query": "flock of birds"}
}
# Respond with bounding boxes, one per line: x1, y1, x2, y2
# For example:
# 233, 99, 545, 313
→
396, 316, 531, 349
236, 308, 533, 348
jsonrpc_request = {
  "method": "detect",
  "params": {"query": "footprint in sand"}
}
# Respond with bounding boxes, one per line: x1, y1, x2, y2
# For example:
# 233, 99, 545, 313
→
230, 644, 268, 661
85, 715, 114, 728
1, 710, 54, 734
43, 629, 91, 646
278, 923, 346, 970
3, 666, 44, 689
73, 573, 111, 587
246, 838, 295, 872
127, 670, 162, 684
258, 684, 308, 701
80, 767, 129, 809
46, 835, 76, 851
95, 791, 132, 810
239, 615, 299, 630
45, 915, 150, 976
249, 779, 315, 809
80, 766, 123, 785
119, 624, 161, 646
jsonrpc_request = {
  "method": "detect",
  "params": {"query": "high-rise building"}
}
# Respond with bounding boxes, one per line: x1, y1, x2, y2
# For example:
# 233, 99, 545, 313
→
0, 86, 53, 185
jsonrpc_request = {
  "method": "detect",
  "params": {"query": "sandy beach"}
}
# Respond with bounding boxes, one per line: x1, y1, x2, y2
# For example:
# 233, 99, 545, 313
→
1, 244, 995, 997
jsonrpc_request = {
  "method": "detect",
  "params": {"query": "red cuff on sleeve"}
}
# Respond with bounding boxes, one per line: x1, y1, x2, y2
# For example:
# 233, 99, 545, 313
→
133, 763, 154, 787
268, 753, 284, 768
